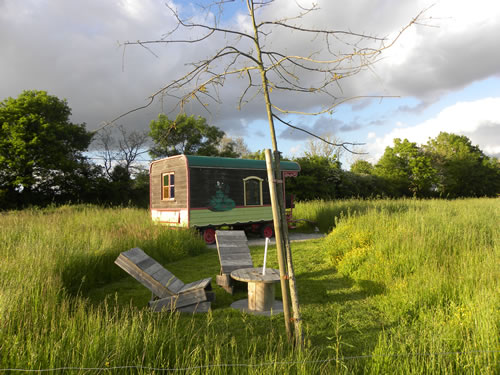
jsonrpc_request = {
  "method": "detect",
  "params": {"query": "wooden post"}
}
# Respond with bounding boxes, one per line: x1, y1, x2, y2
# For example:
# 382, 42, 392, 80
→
265, 149, 293, 341
271, 151, 304, 348
273, 153, 304, 348
249, 1, 298, 343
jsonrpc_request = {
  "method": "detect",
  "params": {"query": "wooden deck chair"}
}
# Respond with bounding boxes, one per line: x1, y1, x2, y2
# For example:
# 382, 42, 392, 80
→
215, 230, 253, 294
115, 248, 214, 313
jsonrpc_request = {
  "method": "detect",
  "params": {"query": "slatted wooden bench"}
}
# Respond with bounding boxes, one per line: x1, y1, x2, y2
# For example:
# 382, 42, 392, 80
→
215, 230, 253, 294
115, 247, 214, 313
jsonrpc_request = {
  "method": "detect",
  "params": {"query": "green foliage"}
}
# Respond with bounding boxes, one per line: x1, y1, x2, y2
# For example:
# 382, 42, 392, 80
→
290, 133, 498, 201
288, 156, 390, 201
149, 113, 227, 158
287, 155, 342, 200
244, 149, 267, 160
374, 138, 437, 197
350, 159, 374, 175
91, 166, 150, 208
0, 90, 94, 207
424, 132, 500, 197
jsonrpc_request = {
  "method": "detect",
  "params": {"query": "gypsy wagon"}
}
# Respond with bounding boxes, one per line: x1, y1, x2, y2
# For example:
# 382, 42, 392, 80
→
149, 155, 300, 244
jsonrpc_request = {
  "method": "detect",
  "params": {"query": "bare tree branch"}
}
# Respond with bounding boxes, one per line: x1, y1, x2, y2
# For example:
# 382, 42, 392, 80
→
94, 127, 115, 178
117, 125, 150, 174
107, 0, 430, 155
94, 125, 149, 177
272, 94, 399, 116
272, 113, 366, 154
96, 96, 154, 133
258, 21, 387, 42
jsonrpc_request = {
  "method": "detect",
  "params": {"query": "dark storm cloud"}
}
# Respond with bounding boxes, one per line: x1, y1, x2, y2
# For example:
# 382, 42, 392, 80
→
386, 12, 500, 101
1, 0, 500, 149
339, 120, 364, 132
278, 117, 347, 140
396, 100, 433, 114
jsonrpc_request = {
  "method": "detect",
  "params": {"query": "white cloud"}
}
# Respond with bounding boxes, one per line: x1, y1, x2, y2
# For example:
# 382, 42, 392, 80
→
289, 144, 302, 156
366, 97, 500, 159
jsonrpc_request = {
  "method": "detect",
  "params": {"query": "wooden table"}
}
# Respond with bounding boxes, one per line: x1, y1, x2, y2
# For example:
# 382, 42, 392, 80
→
230, 267, 283, 316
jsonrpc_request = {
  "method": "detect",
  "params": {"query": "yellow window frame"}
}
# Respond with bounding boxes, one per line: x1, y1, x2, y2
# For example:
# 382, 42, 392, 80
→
243, 176, 263, 206
162, 172, 175, 201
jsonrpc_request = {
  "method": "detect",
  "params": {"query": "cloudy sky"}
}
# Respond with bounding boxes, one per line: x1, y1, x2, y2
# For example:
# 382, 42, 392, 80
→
1, 0, 499, 166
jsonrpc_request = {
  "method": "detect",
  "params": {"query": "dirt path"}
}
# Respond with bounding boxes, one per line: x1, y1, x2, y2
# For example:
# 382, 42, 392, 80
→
247, 232, 325, 246
207, 232, 325, 248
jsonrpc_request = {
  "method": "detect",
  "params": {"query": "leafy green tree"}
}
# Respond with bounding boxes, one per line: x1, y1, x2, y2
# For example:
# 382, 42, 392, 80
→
424, 132, 500, 197
0, 90, 94, 207
350, 160, 374, 175
375, 138, 437, 197
287, 155, 342, 201
149, 113, 227, 158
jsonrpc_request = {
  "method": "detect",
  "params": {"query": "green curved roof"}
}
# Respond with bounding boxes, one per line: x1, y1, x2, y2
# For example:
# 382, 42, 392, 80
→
185, 155, 300, 171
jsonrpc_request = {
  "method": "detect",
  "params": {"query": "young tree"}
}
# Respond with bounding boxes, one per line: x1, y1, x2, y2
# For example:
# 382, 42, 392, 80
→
95, 125, 149, 179
0, 90, 93, 207
93, 125, 150, 207
117, 126, 149, 176
94, 126, 115, 178
119, 0, 429, 346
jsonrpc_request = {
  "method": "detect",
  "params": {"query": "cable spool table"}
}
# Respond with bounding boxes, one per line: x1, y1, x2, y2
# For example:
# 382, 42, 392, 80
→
230, 267, 283, 316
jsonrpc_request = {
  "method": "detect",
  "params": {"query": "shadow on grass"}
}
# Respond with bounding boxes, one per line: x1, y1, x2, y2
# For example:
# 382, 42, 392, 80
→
85, 276, 152, 307
296, 268, 389, 357
82, 242, 389, 358
298, 269, 386, 305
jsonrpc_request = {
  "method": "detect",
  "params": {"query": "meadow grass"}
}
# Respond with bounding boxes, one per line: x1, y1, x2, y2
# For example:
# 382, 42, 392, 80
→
0, 200, 498, 373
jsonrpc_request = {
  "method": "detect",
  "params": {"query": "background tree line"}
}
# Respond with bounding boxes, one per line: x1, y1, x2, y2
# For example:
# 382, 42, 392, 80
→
0, 90, 249, 209
1, 90, 499, 210
289, 134, 500, 200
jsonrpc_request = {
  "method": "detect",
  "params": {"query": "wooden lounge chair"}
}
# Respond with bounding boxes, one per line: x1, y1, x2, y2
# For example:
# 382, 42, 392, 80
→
115, 247, 214, 313
215, 230, 253, 294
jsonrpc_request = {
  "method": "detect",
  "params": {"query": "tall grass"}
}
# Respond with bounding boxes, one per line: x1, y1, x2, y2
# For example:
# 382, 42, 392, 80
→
0, 205, 325, 374
315, 198, 499, 373
293, 198, 415, 233
1, 200, 498, 373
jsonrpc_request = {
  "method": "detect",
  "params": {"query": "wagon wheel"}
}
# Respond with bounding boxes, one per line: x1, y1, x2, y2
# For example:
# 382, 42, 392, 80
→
260, 223, 274, 238
202, 228, 216, 245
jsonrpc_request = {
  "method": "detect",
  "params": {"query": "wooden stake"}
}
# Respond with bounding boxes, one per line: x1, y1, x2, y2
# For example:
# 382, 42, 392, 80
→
273, 152, 304, 348
265, 149, 293, 341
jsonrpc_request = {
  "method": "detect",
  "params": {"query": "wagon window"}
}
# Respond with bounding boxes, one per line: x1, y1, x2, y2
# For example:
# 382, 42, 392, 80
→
243, 176, 263, 206
162, 173, 175, 200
